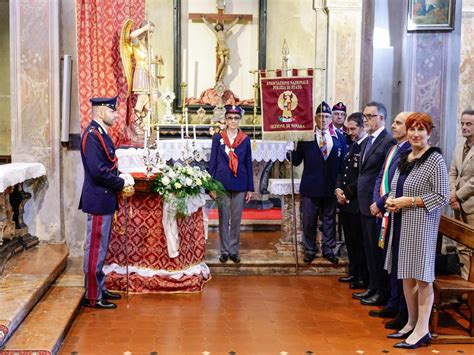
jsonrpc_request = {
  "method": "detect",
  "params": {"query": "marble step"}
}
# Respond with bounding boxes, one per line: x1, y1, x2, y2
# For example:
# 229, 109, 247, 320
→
1, 285, 84, 355
205, 249, 348, 275
0, 243, 68, 347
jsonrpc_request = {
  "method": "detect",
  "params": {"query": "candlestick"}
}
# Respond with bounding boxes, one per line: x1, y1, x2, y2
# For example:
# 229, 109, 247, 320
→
185, 108, 189, 137
193, 124, 196, 141
155, 126, 160, 147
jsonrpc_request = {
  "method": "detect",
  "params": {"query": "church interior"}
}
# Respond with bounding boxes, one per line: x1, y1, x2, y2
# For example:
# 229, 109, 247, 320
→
1, 0, 474, 354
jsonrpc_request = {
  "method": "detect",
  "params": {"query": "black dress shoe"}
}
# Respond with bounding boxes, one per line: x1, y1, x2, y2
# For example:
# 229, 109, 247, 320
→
338, 275, 355, 283
352, 289, 375, 300
103, 290, 121, 300
368, 306, 398, 318
323, 254, 338, 264
229, 254, 241, 263
303, 253, 316, 264
349, 281, 367, 290
385, 312, 408, 329
393, 333, 431, 349
219, 254, 229, 263
387, 329, 413, 339
84, 299, 117, 309
360, 293, 388, 306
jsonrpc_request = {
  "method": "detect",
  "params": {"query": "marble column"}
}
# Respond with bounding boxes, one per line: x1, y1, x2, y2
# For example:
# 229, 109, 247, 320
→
325, 0, 363, 114
457, 1, 474, 134
401, 3, 463, 161
9, 0, 61, 242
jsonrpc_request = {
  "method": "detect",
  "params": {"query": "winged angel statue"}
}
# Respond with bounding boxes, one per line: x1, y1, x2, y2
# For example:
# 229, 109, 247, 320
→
120, 19, 160, 133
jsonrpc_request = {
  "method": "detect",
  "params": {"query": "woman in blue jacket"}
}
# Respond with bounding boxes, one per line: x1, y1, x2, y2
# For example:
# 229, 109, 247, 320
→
208, 105, 254, 263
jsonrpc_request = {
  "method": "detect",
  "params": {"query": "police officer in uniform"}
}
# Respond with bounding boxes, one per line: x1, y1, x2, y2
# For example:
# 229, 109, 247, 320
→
335, 112, 369, 289
79, 96, 134, 309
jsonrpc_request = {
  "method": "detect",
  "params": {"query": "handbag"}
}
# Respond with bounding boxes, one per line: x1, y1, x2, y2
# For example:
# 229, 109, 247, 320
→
435, 252, 461, 276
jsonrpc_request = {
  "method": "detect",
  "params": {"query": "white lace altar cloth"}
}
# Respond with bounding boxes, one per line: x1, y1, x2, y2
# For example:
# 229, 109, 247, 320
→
268, 178, 301, 195
0, 163, 47, 193
103, 261, 210, 280
117, 139, 288, 172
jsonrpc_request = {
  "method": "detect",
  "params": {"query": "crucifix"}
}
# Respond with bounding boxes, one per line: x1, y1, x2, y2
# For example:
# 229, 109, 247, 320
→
189, 0, 253, 85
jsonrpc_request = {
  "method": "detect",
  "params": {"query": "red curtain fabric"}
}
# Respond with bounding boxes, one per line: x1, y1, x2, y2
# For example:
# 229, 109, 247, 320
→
76, 0, 144, 146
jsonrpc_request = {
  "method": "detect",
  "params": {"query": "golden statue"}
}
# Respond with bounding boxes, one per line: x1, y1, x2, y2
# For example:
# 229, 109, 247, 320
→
201, 15, 241, 85
120, 19, 160, 132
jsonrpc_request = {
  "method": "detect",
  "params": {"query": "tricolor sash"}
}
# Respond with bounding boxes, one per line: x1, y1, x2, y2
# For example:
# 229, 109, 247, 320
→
378, 145, 398, 248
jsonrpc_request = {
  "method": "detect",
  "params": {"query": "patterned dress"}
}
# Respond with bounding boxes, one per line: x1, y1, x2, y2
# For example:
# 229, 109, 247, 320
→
384, 148, 449, 283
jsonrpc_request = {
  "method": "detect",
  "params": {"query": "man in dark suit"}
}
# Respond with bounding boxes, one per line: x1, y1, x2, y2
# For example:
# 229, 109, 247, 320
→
290, 101, 347, 264
79, 96, 134, 309
369, 112, 412, 327
352, 101, 395, 306
335, 112, 369, 288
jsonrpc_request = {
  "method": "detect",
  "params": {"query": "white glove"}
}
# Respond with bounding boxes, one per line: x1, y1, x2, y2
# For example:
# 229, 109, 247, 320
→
285, 141, 295, 151
119, 173, 135, 187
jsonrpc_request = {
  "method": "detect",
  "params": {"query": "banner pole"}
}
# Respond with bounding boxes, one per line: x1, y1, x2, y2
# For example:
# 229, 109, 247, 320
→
123, 196, 130, 305
289, 150, 300, 276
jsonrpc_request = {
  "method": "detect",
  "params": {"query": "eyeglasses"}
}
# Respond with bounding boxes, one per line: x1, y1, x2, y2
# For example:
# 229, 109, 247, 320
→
226, 116, 241, 121
364, 114, 381, 119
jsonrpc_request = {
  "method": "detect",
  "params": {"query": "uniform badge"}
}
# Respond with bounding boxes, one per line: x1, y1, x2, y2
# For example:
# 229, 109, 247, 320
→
338, 148, 341, 157
98, 126, 103, 135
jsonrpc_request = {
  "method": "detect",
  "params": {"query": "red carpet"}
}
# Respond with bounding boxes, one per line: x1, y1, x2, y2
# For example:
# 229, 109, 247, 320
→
208, 208, 282, 221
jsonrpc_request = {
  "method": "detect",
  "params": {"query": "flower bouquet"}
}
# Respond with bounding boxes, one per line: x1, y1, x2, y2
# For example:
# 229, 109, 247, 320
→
152, 163, 225, 217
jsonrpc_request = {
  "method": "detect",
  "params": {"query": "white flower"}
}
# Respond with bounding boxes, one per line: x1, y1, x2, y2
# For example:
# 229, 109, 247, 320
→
185, 177, 193, 186
162, 176, 170, 186
196, 178, 202, 186
168, 170, 176, 178
174, 182, 182, 189
186, 167, 194, 175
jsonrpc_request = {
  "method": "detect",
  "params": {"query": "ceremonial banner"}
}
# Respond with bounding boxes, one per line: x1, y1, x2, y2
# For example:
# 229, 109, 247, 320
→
260, 73, 314, 141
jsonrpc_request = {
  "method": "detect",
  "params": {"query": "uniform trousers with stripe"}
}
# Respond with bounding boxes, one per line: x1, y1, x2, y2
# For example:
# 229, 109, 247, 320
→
217, 191, 246, 256
84, 213, 113, 304
301, 196, 337, 257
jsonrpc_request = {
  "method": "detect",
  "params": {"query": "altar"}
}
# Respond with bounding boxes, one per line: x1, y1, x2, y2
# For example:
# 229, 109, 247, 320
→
104, 176, 210, 293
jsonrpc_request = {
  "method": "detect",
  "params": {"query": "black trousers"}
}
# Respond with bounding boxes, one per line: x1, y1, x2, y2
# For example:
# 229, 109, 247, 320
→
360, 214, 389, 294
301, 196, 337, 257
340, 211, 368, 284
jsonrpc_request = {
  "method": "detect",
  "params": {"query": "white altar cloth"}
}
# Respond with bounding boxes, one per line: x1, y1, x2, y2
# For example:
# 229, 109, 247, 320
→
268, 178, 301, 195
117, 139, 288, 173
0, 163, 47, 193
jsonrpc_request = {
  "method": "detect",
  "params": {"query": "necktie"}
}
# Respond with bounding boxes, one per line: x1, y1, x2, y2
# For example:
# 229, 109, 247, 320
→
363, 135, 373, 162
319, 131, 328, 160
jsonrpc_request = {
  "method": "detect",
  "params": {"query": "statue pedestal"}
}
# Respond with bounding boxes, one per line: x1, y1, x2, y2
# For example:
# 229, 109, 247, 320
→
268, 178, 304, 256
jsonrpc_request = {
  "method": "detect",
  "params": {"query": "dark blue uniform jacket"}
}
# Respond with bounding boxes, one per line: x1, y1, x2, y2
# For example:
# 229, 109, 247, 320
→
79, 120, 124, 215
208, 133, 254, 192
290, 131, 347, 198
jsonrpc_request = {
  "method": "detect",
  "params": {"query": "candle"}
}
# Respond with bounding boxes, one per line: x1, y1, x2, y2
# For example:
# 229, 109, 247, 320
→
193, 125, 196, 141
182, 48, 187, 83
181, 124, 184, 141
155, 126, 160, 147
185, 108, 189, 137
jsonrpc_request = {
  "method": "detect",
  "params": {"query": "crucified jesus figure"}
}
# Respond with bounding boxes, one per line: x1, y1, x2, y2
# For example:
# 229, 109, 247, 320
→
201, 15, 242, 85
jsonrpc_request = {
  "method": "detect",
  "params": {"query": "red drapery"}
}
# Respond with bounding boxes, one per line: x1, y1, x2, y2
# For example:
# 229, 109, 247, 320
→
105, 193, 210, 293
76, 0, 144, 146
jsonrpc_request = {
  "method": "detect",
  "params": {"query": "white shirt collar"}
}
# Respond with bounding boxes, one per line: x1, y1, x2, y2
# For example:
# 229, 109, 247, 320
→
93, 119, 109, 134
398, 140, 408, 148
357, 133, 368, 145
370, 125, 385, 140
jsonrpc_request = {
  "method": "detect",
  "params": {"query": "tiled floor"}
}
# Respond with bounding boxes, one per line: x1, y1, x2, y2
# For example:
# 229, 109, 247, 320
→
60, 275, 474, 355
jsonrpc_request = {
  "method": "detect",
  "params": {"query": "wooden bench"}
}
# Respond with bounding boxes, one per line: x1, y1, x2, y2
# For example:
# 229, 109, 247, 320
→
430, 215, 474, 343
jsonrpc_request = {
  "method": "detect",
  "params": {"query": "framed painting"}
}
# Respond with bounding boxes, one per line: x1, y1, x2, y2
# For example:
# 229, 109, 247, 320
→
173, 0, 267, 114
407, 0, 455, 31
